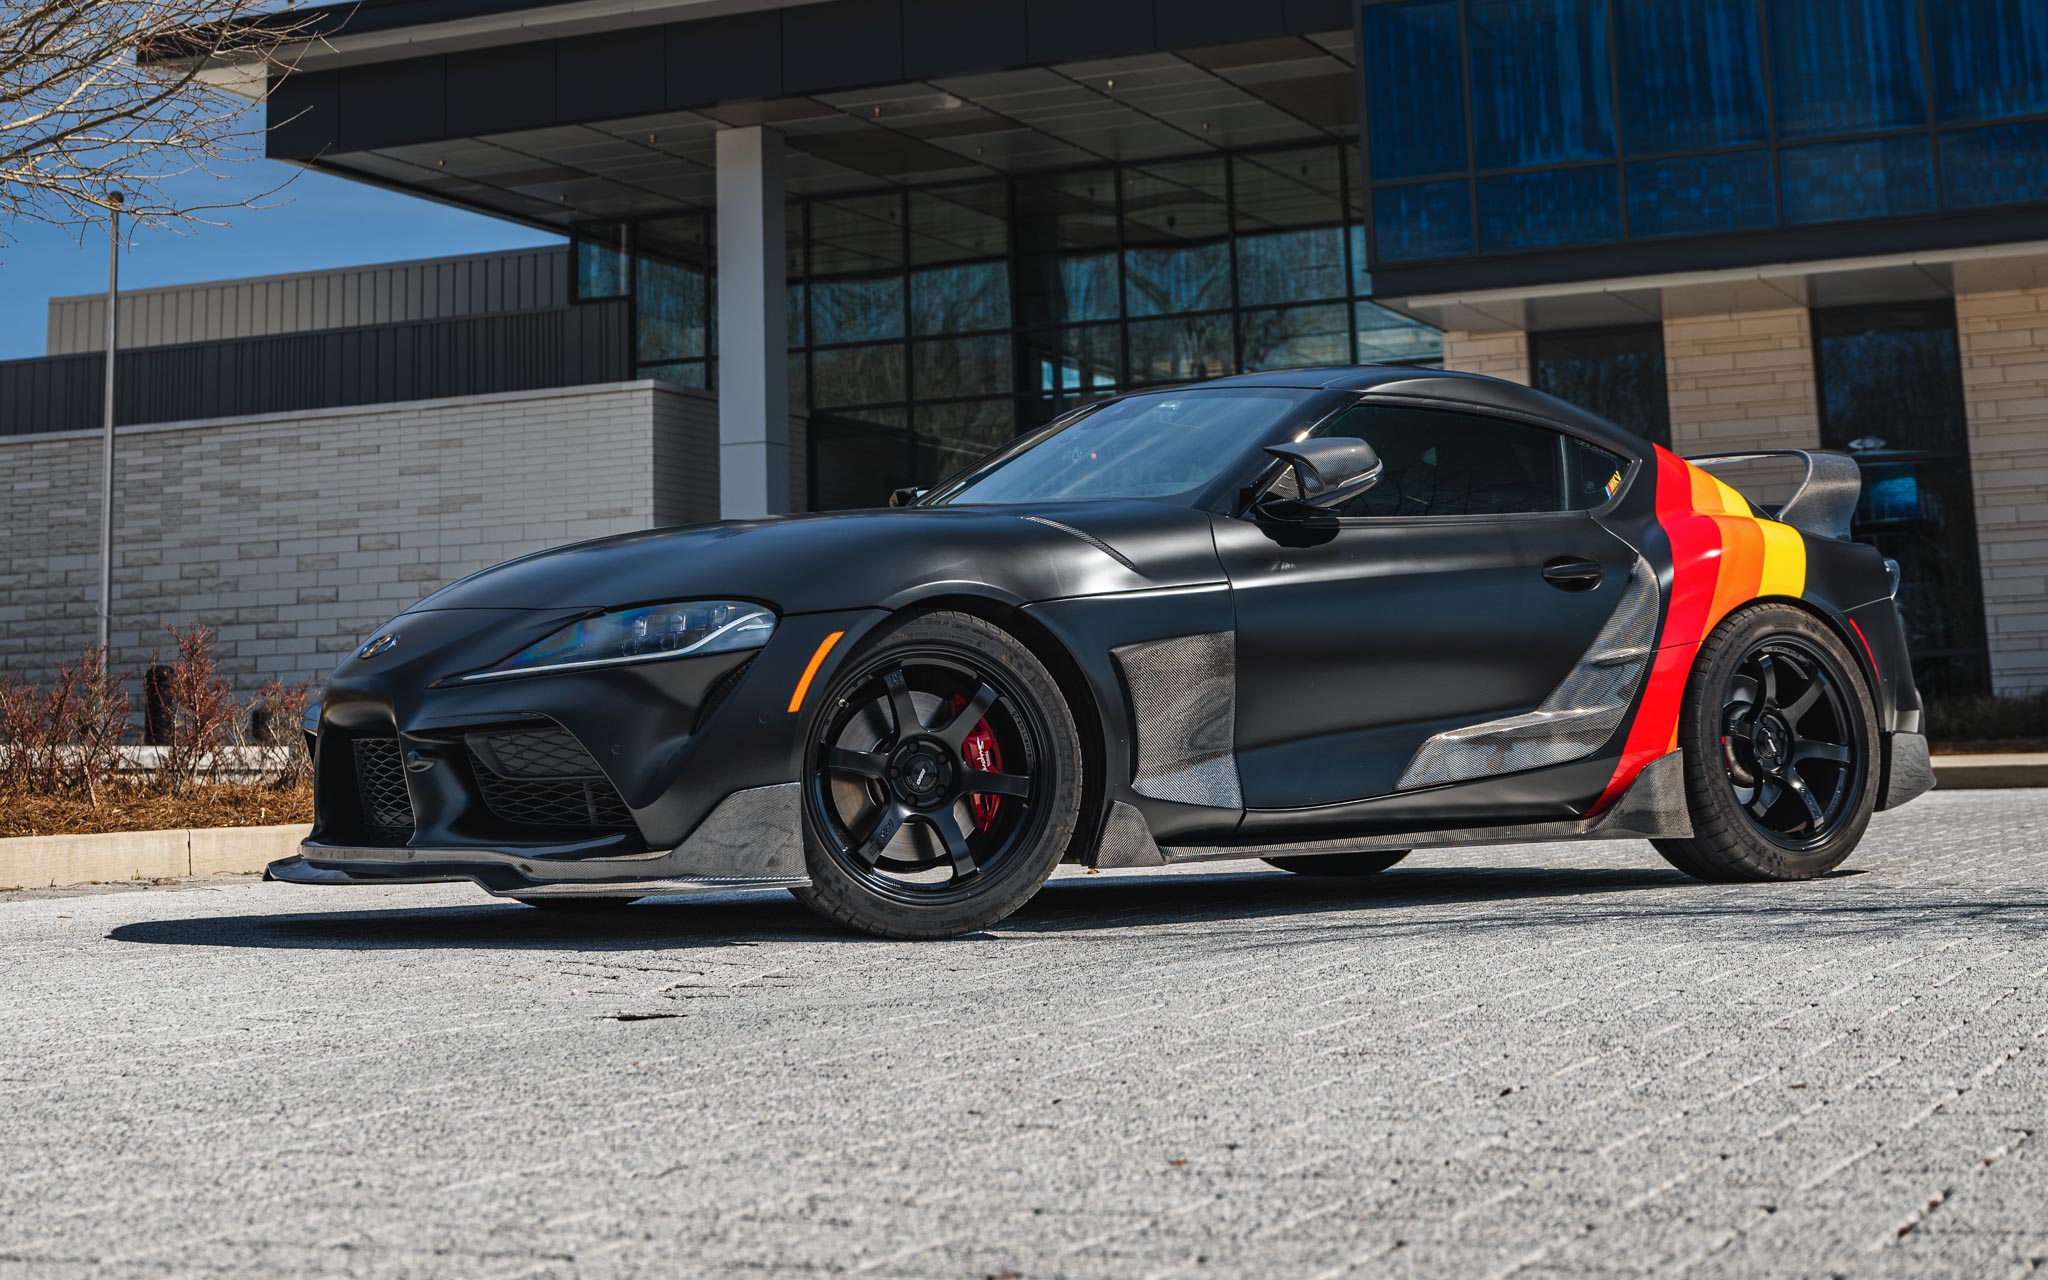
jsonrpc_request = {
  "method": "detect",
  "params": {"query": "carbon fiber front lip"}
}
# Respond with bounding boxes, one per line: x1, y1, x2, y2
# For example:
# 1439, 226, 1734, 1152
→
268, 855, 808, 897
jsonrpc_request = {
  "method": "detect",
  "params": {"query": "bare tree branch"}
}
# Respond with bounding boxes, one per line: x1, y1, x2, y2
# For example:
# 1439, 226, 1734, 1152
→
0, 0, 328, 247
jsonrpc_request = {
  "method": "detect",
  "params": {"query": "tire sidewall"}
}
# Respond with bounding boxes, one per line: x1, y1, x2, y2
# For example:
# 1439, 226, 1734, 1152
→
792, 611, 1083, 938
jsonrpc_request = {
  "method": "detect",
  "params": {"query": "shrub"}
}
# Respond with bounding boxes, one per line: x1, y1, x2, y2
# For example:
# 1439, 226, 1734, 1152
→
149, 623, 242, 793
0, 648, 132, 802
249, 676, 317, 788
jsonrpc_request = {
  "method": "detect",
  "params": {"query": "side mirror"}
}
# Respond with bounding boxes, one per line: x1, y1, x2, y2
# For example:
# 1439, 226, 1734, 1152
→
888, 486, 927, 508
1261, 437, 1382, 512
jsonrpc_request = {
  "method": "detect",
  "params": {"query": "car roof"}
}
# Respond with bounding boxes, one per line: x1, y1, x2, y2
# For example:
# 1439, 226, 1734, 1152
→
1178, 365, 1653, 457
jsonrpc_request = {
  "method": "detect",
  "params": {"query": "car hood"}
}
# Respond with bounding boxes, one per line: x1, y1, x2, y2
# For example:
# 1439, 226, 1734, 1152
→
405, 500, 1227, 614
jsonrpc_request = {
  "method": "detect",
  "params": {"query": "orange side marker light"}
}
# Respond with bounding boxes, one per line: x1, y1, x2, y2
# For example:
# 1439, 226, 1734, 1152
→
788, 630, 845, 713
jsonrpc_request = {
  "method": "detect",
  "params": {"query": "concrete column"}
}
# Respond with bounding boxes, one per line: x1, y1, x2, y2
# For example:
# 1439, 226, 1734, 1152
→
715, 126, 790, 518
1661, 307, 1821, 455
1956, 284, 2048, 695
1440, 329, 1529, 383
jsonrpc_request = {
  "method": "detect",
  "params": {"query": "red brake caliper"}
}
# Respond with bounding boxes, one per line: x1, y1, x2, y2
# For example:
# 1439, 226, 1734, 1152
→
949, 692, 1003, 831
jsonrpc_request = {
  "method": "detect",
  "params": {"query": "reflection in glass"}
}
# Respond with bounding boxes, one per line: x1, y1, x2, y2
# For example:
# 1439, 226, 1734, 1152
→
911, 262, 1010, 335
812, 343, 906, 408
811, 408, 910, 511
575, 223, 630, 300
1128, 313, 1235, 385
1360, 0, 1468, 180
1529, 325, 1671, 444
1237, 229, 1346, 307
1124, 243, 1231, 317
1240, 304, 1349, 372
1014, 170, 1120, 328
1767, 0, 1927, 138
809, 193, 905, 275
1814, 302, 1988, 695
1614, 0, 1767, 153
1467, 0, 1616, 169
811, 277, 904, 346
1779, 136, 1935, 224
1625, 152, 1776, 239
637, 360, 707, 389
914, 399, 1016, 486
635, 257, 708, 363
914, 335, 1011, 400
1356, 303, 1445, 364
1929, 0, 2048, 122
1023, 326, 1121, 401
1373, 181, 1473, 262
1940, 119, 2048, 209
909, 184, 1008, 265
1122, 158, 1231, 317
1477, 167, 1620, 250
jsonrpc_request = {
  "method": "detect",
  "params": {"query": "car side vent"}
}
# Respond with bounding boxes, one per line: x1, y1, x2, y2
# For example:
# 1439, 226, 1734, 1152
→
1397, 556, 1661, 789
1018, 515, 1140, 573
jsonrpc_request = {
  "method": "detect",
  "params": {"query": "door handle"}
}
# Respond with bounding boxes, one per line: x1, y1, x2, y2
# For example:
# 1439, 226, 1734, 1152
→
1541, 556, 1604, 591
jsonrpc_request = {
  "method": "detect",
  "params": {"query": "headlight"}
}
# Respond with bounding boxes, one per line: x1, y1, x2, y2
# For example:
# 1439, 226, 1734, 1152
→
459, 600, 775, 683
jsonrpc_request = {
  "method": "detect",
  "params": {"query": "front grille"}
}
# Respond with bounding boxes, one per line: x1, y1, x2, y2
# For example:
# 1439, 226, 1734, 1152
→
351, 738, 415, 845
467, 727, 636, 832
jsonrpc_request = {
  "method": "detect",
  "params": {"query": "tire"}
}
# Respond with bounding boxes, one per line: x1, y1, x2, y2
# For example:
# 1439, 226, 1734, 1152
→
1653, 602, 1879, 882
1262, 851, 1410, 876
791, 611, 1084, 939
514, 897, 644, 911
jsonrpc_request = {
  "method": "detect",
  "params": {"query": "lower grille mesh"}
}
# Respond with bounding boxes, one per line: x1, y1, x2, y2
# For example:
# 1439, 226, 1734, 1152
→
467, 728, 636, 831
351, 738, 415, 845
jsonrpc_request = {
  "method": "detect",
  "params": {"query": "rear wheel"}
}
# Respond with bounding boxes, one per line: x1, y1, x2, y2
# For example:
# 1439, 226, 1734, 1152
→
1262, 851, 1409, 876
792, 612, 1083, 939
1653, 603, 1878, 882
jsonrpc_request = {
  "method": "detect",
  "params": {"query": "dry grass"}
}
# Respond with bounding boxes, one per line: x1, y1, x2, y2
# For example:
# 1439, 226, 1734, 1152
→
0, 781, 313, 839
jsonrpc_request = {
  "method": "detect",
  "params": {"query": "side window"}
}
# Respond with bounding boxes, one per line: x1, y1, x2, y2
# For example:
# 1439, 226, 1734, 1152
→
1309, 403, 1625, 517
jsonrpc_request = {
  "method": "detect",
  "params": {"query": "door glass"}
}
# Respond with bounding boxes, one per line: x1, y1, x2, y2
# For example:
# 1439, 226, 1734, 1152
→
1312, 404, 1624, 517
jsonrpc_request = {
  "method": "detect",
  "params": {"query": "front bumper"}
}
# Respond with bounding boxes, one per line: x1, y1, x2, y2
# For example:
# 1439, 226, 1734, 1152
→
276, 782, 809, 896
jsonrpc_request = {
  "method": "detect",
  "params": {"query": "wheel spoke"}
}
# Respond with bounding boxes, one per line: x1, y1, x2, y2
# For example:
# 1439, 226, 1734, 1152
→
1757, 655, 1781, 708
961, 769, 1029, 798
1781, 769, 1826, 832
1749, 776, 1782, 820
853, 802, 907, 863
924, 808, 978, 876
1727, 674, 1761, 710
822, 746, 888, 780
936, 682, 999, 749
1791, 740, 1851, 766
1782, 671, 1828, 730
881, 668, 923, 739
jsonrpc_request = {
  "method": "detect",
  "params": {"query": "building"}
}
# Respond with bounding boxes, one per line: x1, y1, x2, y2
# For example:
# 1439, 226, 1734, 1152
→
5, 0, 2046, 700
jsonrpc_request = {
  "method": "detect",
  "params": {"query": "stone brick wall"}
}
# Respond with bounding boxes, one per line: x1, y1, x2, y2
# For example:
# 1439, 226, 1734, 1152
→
1956, 286, 2048, 695
1440, 330, 1530, 383
0, 382, 803, 692
1662, 308, 1823, 454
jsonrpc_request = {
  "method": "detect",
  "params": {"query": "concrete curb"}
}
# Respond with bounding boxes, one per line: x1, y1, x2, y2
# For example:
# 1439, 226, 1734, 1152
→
1931, 754, 2048, 790
0, 824, 308, 891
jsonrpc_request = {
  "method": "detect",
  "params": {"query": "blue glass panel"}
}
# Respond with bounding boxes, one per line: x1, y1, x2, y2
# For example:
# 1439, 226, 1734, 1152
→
1348, 224, 1371, 296
909, 262, 1010, 335
1930, 0, 2048, 122
1767, 0, 1927, 138
1614, 0, 1768, 152
1359, 0, 1467, 180
812, 277, 904, 346
1467, 0, 1615, 169
1476, 167, 1620, 250
1625, 151, 1776, 238
1355, 302, 1444, 363
634, 258, 708, 362
1371, 181, 1473, 262
1941, 120, 2048, 208
1237, 228, 1348, 306
1123, 243, 1232, 317
1780, 136, 1935, 224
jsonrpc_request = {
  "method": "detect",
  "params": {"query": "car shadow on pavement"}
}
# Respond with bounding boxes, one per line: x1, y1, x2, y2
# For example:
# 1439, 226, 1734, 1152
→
97, 861, 1998, 955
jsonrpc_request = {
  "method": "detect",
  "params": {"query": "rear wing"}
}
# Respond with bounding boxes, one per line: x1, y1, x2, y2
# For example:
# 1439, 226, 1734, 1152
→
1686, 450, 1861, 540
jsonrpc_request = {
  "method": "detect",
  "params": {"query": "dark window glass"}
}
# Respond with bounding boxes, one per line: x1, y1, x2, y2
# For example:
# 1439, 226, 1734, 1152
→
812, 277, 905, 345
910, 262, 1010, 335
1467, 0, 1616, 169
638, 360, 708, 389
1813, 302, 1989, 695
1236, 228, 1348, 306
1372, 181, 1474, 262
1767, 0, 1928, 138
914, 399, 1017, 486
1929, 0, 2048, 122
1121, 159, 1231, 317
1477, 166, 1621, 250
787, 283, 807, 349
1614, 0, 1768, 152
809, 193, 905, 275
1360, 0, 1469, 180
1940, 119, 2048, 209
1530, 325, 1672, 445
1128, 313, 1236, 385
811, 343, 905, 408
1355, 302, 1445, 364
634, 257, 709, 363
1313, 404, 1613, 517
908, 184, 1008, 265
1240, 304, 1351, 372
913, 334, 1011, 400
1780, 136, 1935, 224
811, 408, 910, 511
933, 389, 1320, 506
1023, 326, 1122, 401
1012, 170, 1121, 327
1625, 151, 1777, 239
574, 223, 629, 300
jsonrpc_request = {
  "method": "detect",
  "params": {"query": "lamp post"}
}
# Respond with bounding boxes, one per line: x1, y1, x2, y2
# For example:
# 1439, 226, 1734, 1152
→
97, 191, 123, 655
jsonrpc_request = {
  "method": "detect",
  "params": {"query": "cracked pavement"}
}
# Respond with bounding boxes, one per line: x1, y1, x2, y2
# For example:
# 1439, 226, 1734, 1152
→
2, 789, 2046, 1278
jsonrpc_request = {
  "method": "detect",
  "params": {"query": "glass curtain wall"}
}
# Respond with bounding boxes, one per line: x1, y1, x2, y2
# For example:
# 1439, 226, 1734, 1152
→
581, 144, 1442, 510
1812, 301, 1989, 695
1529, 325, 1672, 444
1358, 0, 2048, 264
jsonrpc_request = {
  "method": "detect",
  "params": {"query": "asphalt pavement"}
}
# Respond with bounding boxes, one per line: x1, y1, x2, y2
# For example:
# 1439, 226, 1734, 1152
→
3, 789, 2045, 1279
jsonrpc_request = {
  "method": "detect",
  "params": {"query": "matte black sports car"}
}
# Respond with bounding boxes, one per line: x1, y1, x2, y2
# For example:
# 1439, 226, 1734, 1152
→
273, 368, 1933, 938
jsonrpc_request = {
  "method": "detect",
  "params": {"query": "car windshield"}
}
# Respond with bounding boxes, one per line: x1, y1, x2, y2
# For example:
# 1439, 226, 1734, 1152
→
926, 388, 1323, 506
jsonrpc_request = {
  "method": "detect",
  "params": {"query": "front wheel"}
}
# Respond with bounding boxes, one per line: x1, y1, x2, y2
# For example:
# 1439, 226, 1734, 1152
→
1262, 851, 1409, 876
1653, 603, 1879, 882
791, 612, 1083, 939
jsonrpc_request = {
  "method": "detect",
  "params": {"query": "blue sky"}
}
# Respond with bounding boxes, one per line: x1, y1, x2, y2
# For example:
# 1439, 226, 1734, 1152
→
0, 161, 561, 360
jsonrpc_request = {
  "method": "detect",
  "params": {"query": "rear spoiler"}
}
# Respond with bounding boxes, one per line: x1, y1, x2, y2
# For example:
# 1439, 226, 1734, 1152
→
1685, 450, 1861, 540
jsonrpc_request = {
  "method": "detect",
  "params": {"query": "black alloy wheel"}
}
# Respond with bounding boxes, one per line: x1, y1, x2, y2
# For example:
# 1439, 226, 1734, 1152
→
1654, 603, 1879, 882
794, 612, 1082, 938
1718, 639, 1859, 847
